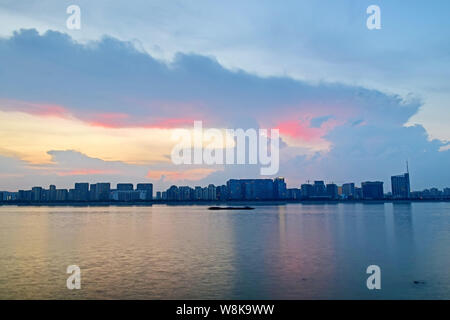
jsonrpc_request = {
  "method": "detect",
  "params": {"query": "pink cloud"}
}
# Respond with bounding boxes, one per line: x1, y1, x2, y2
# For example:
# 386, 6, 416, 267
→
275, 115, 339, 142
259, 103, 345, 144
0, 99, 69, 118
0, 98, 203, 130
277, 119, 324, 141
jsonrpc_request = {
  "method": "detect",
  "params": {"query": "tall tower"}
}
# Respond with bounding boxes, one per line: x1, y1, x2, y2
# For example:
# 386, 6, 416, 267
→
391, 162, 411, 199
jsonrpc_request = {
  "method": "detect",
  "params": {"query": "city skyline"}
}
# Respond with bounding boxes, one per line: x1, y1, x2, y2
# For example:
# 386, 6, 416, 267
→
0, 160, 441, 193
2, 169, 450, 202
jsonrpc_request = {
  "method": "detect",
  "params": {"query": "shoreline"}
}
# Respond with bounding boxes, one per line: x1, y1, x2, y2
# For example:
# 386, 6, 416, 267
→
0, 199, 449, 207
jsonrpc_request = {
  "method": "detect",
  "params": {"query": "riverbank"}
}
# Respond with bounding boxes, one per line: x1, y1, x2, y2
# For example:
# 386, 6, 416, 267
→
0, 198, 449, 206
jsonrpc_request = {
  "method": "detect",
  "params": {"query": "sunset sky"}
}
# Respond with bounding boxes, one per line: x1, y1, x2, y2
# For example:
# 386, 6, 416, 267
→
0, 0, 449, 191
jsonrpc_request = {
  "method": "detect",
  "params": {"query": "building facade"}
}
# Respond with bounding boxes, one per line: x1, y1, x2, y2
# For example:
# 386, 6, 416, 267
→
361, 181, 384, 199
391, 173, 410, 199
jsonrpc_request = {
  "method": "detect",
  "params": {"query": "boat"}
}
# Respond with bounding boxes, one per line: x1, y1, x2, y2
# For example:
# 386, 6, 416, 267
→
208, 206, 254, 210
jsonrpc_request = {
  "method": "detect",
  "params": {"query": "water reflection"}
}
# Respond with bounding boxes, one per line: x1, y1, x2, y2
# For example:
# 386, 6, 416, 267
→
0, 203, 449, 299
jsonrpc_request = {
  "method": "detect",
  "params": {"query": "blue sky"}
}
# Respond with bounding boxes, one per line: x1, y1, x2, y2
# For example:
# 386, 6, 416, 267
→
0, 1, 449, 191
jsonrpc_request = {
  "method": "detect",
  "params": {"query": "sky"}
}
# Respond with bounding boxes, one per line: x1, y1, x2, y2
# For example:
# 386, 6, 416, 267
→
0, 0, 449, 192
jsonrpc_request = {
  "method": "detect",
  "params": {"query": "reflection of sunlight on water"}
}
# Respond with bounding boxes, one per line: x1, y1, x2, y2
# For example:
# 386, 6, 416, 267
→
0, 202, 449, 299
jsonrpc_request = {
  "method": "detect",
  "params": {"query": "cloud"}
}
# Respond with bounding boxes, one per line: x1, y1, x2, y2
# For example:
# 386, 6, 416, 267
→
0, 150, 196, 191
1, 1, 450, 142
0, 110, 180, 165
147, 168, 221, 182
310, 115, 334, 128
0, 29, 418, 129
0, 29, 448, 190
276, 123, 450, 190
0, 99, 69, 118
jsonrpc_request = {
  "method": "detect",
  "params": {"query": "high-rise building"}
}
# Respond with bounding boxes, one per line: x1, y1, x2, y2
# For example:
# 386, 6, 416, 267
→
313, 181, 326, 197
117, 183, 134, 191
202, 187, 208, 200
391, 162, 411, 199
179, 186, 192, 200
243, 180, 254, 200
361, 181, 384, 199
287, 188, 301, 200
41, 188, 50, 202
89, 184, 97, 200
167, 186, 180, 200
74, 183, 89, 201
301, 184, 313, 198
227, 179, 244, 200
226, 179, 275, 200
95, 183, 111, 201
354, 187, 363, 199
68, 188, 76, 201
216, 185, 228, 201
326, 183, 338, 199
31, 187, 42, 201
194, 186, 203, 200
273, 177, 287, 199
342, 183, 355, 198
254, 179, 274, 200
391, 173, 410, 199
55, 189, 68, 201
49, 185, 56, 201
18, 190, 32, 201
110, 190, 141, 201
137, 183, 153, 200
207, 184, 216, 200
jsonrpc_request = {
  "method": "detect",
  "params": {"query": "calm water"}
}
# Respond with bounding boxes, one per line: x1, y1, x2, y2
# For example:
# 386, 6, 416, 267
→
0, 203, 449, 299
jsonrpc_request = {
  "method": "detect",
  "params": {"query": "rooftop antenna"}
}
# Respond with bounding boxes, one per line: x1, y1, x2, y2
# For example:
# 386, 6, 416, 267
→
406, 160, 409, 174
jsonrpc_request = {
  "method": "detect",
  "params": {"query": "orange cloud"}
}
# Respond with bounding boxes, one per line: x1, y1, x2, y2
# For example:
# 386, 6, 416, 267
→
88, 113, 197, 129
0, 110, 183, 165
56, 169, 120, 176
88, 112, 131, 128
149, 118, 197, 129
